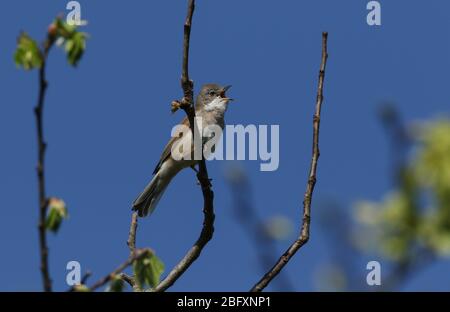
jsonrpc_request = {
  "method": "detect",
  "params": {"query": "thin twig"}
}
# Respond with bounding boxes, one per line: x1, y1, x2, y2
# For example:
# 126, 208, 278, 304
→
35, 36, 55, 292
118, 212, 140, 291
127, 212, 138, 254
81, 271, 92, 285
250, 32, 329, 292
119, 273, 136, 288
153, 0, 215, 292
89, 248, 150, 291
181, 0, 195, 101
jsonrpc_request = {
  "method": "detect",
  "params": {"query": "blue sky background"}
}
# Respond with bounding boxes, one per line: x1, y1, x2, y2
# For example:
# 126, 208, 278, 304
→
1, 0, 449, 291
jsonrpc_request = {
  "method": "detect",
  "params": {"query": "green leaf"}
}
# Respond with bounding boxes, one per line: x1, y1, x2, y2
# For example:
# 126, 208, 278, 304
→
147, 255, 165, 288
15, 18, 88, 70
353, 118, 450, 262
353, 191, 417, 261
133, 251, 165, 289
106, 275, 125, 292
14, 32, 43, 70
54, 18, 77, 39
45, 198, 68, 233
52, 17, 87, 67
66, 32, 87, 66
414, 119, 450, 213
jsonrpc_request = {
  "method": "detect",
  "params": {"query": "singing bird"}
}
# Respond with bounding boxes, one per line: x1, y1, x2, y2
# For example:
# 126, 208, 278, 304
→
132, 84, 233, 217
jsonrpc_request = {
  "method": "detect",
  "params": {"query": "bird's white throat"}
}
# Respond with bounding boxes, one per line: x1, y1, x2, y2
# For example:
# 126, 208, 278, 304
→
204, 97, 229, 113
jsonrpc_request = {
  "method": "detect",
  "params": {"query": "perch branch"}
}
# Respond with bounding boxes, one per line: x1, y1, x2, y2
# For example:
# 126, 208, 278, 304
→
35, 36, 55, 292
153, 0, 215, 292
250, 32, 329, 292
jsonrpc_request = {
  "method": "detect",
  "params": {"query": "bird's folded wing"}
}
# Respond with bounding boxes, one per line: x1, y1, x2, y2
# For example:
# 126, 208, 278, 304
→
152, 116, 191, 174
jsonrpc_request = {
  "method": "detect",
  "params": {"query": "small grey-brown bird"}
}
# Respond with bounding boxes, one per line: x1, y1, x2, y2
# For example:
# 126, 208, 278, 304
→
133, 84, 232, 217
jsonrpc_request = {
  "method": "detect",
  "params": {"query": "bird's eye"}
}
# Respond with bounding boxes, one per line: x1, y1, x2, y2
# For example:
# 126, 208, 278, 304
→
208, 90, 216, 96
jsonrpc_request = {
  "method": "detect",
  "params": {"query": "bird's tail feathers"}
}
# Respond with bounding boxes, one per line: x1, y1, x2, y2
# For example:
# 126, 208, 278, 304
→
132, 173, 167, 217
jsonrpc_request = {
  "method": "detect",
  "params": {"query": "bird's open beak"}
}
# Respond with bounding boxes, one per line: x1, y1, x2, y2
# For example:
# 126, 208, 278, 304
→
221, 85, 234, 102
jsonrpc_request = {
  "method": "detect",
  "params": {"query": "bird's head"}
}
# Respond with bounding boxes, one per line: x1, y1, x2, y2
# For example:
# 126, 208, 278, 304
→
197, 84, 233, 112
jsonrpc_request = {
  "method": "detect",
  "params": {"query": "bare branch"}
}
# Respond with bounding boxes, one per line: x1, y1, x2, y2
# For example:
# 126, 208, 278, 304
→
250, 32, 329, 292
181, 0, 195, 93
119, 273, 135, 287
127, 212, 138, 254
119, 273, 142, 292
117, 212, 140, 291
35, 35, 55, 292
153, 0, 216, 292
